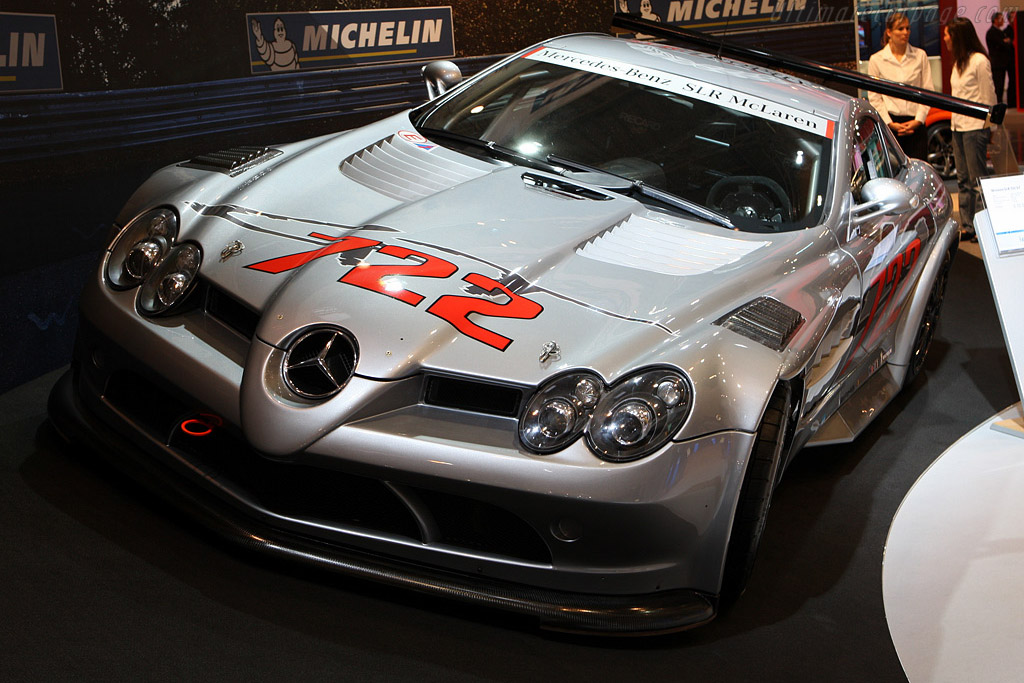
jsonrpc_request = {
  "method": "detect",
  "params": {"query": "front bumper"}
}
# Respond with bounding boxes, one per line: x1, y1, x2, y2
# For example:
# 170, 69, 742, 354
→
49, 368, 718, 634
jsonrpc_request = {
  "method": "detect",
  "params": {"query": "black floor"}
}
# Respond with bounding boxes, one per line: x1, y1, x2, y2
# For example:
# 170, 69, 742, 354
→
0, 240, 1017, 682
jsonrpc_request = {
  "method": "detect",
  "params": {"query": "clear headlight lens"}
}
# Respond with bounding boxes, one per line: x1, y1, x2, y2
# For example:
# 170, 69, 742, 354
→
519, 373, 603, 453
137, 243, 202, 315
105, 208, 178, 289
586, 369, 692, 462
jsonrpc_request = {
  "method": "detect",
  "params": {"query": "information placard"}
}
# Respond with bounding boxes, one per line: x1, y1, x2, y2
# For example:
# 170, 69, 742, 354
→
979, 175, 1024, 256
976, 199, 1024, 436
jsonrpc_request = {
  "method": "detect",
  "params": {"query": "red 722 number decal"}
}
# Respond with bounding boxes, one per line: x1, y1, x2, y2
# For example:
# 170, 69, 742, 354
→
246, 233, 543, 351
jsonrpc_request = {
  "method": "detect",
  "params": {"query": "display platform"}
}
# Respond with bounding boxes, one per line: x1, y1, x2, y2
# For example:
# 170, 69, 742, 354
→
883, 402, 1024, 682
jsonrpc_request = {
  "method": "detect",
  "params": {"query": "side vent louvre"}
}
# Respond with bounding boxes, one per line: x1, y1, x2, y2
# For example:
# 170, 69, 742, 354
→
715, 297, 804, 352
180, 146, 282, 175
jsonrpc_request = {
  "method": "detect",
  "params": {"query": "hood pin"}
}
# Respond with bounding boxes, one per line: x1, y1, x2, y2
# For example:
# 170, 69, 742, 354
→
539, 341, 560, 363
220, 240, 245, 262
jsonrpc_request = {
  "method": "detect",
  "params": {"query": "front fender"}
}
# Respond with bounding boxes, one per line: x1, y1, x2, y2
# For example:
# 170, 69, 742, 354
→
672, 328, 784, 441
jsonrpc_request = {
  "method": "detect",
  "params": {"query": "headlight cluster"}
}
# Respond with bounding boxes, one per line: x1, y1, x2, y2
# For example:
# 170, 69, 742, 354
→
105, 208, 202, 315
520, 368, 692, 462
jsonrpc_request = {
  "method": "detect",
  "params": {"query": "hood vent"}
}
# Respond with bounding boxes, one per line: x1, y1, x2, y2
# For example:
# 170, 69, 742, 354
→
340, 134, 491, 202
180, 146, 282, 175
576, 214, 769, 276
521, 173, 612, 201
715, 297, 804, 351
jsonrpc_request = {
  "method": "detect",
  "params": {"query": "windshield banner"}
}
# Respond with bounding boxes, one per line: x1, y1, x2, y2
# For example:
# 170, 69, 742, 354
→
613, 0, 820, 32
523, 46, 834, 138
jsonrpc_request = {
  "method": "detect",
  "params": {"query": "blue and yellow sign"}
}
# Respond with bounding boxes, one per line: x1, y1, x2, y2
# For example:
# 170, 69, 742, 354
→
246, 6, 455, 74
0, 12, 62, 93
614, 0, 820, 32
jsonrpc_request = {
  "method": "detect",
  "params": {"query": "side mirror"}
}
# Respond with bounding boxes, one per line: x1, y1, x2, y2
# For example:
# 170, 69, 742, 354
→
851, 177, 920, 226
422, 61, 462, 99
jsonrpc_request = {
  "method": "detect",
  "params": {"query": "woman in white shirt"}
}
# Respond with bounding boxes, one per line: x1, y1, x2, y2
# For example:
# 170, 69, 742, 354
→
944, 17, 998, 240
868, 12, 933, 159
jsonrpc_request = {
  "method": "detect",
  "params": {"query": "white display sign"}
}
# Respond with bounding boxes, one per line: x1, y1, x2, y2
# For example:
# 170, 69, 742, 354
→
980, 174, 1024, 256
976, 200, 1024, 433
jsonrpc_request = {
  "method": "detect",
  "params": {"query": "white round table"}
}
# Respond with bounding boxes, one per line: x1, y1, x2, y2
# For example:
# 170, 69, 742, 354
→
883, 402, 1024, 682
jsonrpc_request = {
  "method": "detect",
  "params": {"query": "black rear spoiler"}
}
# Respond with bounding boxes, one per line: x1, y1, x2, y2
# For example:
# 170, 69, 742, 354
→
611, 13, 1005, 124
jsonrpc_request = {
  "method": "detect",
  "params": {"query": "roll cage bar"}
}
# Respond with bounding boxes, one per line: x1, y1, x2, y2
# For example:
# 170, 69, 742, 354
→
611, 13, 1006, 124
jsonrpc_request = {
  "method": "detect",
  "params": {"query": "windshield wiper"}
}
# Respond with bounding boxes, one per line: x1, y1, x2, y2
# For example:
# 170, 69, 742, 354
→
415, 127, 564, 174
546, 154, 735, 230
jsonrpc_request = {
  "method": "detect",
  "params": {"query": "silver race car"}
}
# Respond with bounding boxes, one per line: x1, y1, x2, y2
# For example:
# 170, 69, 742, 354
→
51, 24, 981, 634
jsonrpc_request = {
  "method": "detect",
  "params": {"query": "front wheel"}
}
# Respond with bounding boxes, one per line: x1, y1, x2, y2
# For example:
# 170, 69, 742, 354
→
721, 384, 791, 599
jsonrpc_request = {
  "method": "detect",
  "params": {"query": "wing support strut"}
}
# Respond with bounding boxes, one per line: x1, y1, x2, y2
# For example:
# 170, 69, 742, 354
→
611, 13, 1005, 124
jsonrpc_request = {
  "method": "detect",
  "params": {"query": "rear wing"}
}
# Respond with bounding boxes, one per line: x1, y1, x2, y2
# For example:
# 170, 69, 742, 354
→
611, 13, 1005, 124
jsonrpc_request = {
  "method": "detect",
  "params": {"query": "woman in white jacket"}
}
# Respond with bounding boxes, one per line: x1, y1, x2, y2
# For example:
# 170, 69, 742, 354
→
868, 12, 933, 159
944, 17, 998, 240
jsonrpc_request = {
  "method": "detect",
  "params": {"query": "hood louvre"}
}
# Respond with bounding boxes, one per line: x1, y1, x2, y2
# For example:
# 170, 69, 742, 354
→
340, 134, 491, 202
576, 214, 769, 276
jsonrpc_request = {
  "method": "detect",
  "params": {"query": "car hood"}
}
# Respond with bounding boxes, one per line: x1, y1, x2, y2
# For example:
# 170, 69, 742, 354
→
161, 114, 826, 385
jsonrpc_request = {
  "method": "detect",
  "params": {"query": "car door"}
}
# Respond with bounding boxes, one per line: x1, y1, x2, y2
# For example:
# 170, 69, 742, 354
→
840, 114, 934, 380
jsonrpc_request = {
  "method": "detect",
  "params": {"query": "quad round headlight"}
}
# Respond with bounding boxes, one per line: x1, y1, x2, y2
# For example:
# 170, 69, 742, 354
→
586, 369, 692, 462
519, 373, 603, 453
105, 208, 178, 289
137, 243, 202, 315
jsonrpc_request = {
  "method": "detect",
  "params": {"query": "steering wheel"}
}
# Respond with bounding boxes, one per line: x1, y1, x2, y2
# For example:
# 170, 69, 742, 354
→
707, 175, 793, 224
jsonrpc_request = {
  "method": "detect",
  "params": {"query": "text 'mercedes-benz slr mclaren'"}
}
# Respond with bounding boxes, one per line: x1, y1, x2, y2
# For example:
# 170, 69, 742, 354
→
51, 27, 963, 634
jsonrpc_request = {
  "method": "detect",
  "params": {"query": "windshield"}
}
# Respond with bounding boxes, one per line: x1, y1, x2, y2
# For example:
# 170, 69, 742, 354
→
414, 49, 833, 232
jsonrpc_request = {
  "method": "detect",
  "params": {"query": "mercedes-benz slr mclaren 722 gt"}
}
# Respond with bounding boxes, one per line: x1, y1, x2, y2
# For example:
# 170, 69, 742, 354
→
51, 28, 967, 634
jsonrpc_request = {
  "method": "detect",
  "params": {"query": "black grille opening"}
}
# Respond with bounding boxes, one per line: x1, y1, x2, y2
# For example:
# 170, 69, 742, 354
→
202, 450, 422, 541
104, 370, 421, 540
424, 376, 522, 417
204, 283, 260, 340
416, 489, 551, 564
103, 370, 549, 563
106, 370, 192, 440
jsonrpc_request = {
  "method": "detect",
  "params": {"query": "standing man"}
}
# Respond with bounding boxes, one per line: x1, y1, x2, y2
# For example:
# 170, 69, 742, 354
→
986, 12, 1015, 105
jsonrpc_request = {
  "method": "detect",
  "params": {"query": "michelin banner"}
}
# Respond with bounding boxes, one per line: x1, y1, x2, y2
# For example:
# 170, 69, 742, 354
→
247, 7, 455, 74
614, 0, 820, 32
0, 12, 62, 93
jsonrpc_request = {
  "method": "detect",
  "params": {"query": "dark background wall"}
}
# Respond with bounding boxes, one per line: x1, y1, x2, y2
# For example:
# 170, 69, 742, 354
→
2, 0, 857, 92
0, 0, 857, 394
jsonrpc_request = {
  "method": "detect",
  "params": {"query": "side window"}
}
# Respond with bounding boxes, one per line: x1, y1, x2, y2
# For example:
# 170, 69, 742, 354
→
850, 116, 892, 201
879, 122, 908, 173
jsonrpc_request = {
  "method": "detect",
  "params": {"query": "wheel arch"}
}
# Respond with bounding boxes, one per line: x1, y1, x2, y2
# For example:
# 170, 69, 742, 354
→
888, 217, 959, 385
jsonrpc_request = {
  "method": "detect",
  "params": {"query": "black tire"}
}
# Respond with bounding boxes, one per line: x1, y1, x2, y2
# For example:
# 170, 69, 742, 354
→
926, 120, 955, 179
721, 384, 790, 599
904, 245, 954, 387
